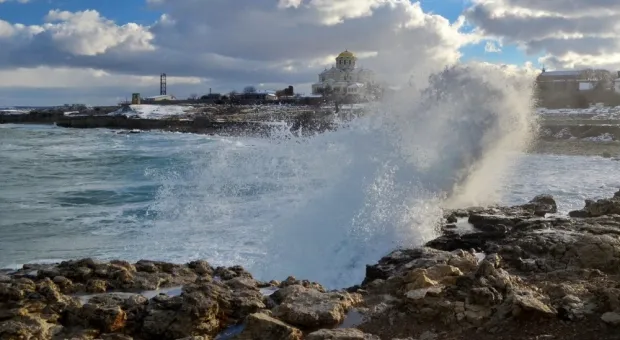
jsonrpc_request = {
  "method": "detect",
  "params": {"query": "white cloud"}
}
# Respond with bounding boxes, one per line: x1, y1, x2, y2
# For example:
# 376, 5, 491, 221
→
465, 0, 620, 70
484, 41, 502, 53
0, 66, 203, 88
0, 1, 482, 104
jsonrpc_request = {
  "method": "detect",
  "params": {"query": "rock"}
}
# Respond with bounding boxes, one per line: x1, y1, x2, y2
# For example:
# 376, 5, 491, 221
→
272, 285, 359, 329
468, 214, 518, 229
404, 286, 444, 301
601, 312, 620, 326
188, 260, 213, 276
419, 331, 438, 340
100, 334, 135, 340
509, 292, 557, 318
0, 315, 57, 339
520, 194, 558, 216
80, 303, 127, 333
306, 328, 380, 340
232, 313, 302, 340
403, 269, 438, 291
446, 214, 458, 223
86, 279, 108, 293
569, 194, 620, 217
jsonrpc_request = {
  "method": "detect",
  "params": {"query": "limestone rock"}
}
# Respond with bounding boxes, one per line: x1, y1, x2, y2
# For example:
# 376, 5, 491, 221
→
272, 285, 358, 328
509, 292, 557, 318
306, 328, 380, 340
0, 315, 57, 339
232, 313, 302, 340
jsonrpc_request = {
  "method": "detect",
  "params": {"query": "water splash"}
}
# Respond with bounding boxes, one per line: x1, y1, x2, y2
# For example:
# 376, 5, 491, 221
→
148, 63, 537, 289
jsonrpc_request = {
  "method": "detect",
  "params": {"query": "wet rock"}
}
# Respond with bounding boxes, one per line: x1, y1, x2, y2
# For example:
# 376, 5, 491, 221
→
272, 285, 359, 329
232, 312, 302, 340
445, 214, 458, 224
306, 328, 380, 340
601, 312, 620, 326
519, 194, 558, 216
278, 276, 326, 292
468, 214, 519, 229
569, 194, 620, 217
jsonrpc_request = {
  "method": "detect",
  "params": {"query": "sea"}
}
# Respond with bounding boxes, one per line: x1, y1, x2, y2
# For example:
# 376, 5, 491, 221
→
1, 67, 619, 289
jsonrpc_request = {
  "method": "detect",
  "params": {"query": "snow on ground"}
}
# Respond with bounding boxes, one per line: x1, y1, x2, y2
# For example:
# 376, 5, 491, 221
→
582, 133, 615, 142
109, 105, 195, 119
537, 106, 620, 119
0, 109, 29, 115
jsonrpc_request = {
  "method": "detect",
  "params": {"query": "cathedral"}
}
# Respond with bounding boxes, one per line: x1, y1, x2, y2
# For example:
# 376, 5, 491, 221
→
311, 50, 376, 97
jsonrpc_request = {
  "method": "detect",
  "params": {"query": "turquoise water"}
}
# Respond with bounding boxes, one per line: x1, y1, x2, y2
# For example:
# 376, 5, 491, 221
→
1, 123, 619, 287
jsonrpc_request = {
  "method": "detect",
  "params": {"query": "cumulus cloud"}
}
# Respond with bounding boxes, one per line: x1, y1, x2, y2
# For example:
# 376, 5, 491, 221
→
465, 0, 620, 70
0, 0, 481, 105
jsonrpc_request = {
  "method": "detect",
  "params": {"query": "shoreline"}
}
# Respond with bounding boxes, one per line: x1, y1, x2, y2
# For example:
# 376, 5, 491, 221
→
2, 191, 620, 339
3, 114, 620, 159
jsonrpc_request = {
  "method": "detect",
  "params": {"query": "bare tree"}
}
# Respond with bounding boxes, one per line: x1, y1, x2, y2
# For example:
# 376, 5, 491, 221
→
243, 86, 257, 94
189, 93, 198, 100
582, 69, 614, 91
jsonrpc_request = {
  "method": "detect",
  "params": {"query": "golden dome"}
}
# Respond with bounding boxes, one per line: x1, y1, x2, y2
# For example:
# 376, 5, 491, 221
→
338, 50, 355, 58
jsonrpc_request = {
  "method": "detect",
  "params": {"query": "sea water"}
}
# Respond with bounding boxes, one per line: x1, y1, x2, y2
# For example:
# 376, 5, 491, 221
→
1, 65, 619, 288
1, 123, 618, 287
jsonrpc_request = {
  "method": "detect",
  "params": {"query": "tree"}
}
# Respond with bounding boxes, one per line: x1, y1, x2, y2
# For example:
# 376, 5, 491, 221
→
189, 93, 198, 100
243, 86, 257, 94
582, 69, 614, 91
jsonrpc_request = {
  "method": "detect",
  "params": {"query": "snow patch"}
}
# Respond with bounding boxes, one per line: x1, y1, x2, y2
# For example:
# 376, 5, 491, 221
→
536, 106, 620, 119
109, 104, 195, 120
0, 109, 28, 115
582, 133, 615, 142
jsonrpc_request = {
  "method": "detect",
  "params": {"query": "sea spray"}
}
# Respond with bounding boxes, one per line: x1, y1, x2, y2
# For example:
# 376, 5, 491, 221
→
145, 63, 538, 289
252, 63, 538, 288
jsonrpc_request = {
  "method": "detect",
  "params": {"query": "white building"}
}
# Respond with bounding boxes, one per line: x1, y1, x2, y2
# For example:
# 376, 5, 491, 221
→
144, 95, 175, 101
311, 50, 376, 96
614, 71, 620, 93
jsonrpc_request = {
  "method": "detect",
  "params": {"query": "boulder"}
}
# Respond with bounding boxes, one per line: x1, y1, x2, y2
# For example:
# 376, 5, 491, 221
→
272, 285, 359, 329
232, 313, 302, 340
519, 194, 558, 216
601, 312, 620, 326
306, 328, 380, 340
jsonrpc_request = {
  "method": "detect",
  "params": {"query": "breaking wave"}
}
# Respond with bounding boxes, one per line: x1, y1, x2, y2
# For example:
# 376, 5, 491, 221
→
153, 63, 538, 288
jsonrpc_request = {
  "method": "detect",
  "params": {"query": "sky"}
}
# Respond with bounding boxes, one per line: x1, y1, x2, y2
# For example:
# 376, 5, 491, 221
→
0, 0, 619, 106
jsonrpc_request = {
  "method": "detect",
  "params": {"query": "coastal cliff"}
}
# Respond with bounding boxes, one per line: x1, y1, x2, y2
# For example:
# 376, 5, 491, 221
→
2, 190, 620, 339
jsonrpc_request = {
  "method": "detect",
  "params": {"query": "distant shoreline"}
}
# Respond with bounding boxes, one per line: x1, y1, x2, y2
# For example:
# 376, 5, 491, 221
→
2, 105, 620, 158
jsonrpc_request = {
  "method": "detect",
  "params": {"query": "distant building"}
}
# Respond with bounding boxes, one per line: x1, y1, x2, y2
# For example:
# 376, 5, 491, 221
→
615, 71, 620, 94
144, 95, 175, 102
232, 91, 277, 103
536, 70, 596, 93
311, 50, 376, 97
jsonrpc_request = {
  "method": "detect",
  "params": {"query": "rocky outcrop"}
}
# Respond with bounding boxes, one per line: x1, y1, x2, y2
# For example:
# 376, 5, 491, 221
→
2, 190, 620, 339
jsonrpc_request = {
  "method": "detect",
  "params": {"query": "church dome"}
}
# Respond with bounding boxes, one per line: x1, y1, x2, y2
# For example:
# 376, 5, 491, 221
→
338, 50, 355, 58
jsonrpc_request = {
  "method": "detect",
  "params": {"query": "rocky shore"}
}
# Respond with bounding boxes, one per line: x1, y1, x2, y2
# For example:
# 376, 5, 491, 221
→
3, 190, 620, 339
0, 106, 339, 137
